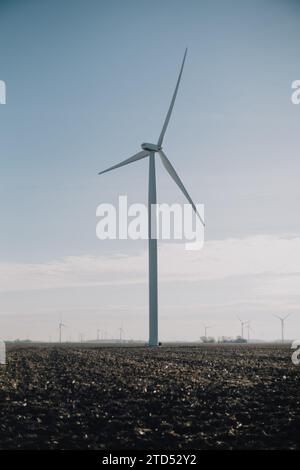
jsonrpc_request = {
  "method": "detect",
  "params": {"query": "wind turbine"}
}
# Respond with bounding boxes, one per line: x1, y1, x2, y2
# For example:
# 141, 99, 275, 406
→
119, 327, 124, 342
79, 333, 84, 343
58, 321, 66, 344
98, 49, 204, 346
246, 321, 253, 342
237, 317, 249, 339
202, 324, 211, 339
273, 314, 290, 343
97, 329, 101, 341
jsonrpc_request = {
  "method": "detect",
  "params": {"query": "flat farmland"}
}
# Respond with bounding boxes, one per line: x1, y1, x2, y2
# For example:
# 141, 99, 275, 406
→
0, 344, 299, 449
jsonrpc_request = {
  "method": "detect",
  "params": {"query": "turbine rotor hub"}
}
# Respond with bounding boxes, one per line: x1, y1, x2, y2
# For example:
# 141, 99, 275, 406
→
141, 143, 161, 152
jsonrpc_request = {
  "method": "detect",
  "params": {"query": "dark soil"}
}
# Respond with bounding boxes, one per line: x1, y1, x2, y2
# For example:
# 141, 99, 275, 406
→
0, 344, 299, 449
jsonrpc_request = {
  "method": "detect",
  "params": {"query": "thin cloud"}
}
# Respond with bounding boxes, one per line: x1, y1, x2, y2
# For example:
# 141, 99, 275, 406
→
1, 234, 300, 293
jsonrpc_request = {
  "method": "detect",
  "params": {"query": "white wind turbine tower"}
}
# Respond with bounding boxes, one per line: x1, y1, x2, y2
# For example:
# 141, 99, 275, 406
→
58, 321, 66, 344
79, 333, 84, 343
237, 317, 249, 340
119, 327, 124, 342
98, 49, 204, 346
202, 324, 211, 340
246, 321, 253, 342
273, 314, 291, 344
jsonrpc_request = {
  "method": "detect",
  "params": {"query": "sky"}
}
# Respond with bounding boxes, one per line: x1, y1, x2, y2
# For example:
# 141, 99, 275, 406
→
0, 0, 300, 342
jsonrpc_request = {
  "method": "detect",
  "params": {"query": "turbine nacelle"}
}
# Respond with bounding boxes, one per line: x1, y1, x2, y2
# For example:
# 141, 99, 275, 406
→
141, 143, 161, 152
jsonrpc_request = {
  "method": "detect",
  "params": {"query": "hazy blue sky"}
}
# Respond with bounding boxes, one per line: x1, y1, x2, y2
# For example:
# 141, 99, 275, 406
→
0, 0, 300, 341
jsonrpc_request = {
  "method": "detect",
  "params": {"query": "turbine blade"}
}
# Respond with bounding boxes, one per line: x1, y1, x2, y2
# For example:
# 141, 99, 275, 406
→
157, 48, 187, 148
98, 150, 149, 175
284, 313, 291, 320
159, 150, 205, 226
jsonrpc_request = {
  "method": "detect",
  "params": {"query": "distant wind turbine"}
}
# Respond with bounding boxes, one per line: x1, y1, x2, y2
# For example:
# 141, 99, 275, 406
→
273, 314, 291, 343
246, 321, 253, 342
237, 317, 249, 339
98, 49, 205, 346
119, 327, 124, 342
59, 321, 66, 344
202, 324, 211, 339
